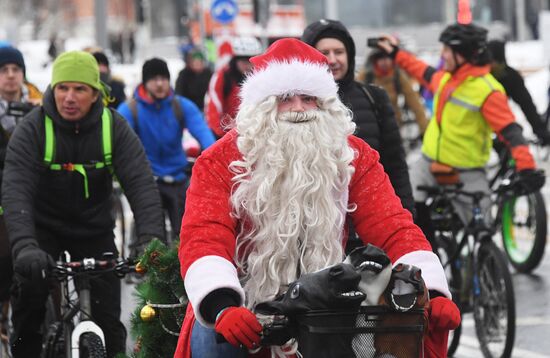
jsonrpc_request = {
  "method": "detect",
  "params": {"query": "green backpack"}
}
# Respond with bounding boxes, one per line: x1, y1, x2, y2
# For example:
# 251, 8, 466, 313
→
43, 108, 113, 199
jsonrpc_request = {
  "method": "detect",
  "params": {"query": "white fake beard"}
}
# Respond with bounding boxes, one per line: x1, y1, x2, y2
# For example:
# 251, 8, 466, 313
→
229, 95, 357, 308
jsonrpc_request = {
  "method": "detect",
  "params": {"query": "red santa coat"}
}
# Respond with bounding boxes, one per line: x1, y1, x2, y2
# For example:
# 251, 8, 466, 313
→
175, 129, 449, 358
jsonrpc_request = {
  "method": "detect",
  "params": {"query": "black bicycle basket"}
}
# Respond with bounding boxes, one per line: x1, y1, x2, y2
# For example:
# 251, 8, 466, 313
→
294, 306, 425, 358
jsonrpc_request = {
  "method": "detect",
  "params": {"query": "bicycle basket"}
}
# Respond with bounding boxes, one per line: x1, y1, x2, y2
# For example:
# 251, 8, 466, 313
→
295, 306, 425, 358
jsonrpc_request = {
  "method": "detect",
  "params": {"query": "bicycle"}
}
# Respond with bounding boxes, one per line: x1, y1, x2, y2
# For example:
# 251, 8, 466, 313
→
489, 143, 547, 273
41, 252, 137, 358
419, 183, 516, 358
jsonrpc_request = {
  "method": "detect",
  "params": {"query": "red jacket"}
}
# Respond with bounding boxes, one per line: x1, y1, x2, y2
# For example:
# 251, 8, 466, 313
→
175, 130, 448, 357
205, 65, 242, 138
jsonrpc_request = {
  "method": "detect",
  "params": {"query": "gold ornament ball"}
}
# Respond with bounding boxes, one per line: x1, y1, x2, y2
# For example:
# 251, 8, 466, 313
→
140, 305, 156, 321
135, 262, 147, 274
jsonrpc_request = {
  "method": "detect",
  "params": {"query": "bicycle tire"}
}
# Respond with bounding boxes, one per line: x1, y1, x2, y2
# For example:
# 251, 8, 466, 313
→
79, 332, 106, 358
473, 240, 516, 358
500, 191, 547, 273
431, 233, 462, 356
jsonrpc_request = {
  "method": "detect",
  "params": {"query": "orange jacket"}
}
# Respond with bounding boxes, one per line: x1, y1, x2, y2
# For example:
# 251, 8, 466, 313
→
395, 50, 535, 170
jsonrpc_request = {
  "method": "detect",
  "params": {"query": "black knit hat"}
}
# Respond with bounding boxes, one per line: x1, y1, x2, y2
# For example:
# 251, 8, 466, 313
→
142, 58, 170, 84
0, 46, 26, 75
92, 51, 110, 67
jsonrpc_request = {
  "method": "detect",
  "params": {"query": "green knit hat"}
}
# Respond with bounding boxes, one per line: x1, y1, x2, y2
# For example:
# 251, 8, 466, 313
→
51, 51, 100, 90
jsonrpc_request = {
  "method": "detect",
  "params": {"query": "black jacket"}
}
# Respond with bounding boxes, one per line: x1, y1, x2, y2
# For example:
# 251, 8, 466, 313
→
302, 19, 414, 214
491, 64, 547, 137
2, 87, 164, 257
175, 67, 213, 111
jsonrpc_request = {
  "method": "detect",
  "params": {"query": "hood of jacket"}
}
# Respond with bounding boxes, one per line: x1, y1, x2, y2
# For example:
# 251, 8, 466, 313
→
302, 19, 356, 88
42, 85, 104, 133
133, 83, 177, 108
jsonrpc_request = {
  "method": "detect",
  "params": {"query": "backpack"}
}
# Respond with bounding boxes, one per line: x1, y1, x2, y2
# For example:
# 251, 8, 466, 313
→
43, 108, 113, 199
127, 97, 185, 137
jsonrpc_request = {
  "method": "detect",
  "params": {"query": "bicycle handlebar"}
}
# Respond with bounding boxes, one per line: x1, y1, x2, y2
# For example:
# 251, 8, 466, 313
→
51, 255, 138, 280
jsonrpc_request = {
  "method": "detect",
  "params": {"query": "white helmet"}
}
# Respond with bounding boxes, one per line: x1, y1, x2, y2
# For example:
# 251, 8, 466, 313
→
231, 36, 263, 57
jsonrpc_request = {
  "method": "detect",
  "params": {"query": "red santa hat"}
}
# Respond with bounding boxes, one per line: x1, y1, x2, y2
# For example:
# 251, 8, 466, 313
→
239, 38, 338, 107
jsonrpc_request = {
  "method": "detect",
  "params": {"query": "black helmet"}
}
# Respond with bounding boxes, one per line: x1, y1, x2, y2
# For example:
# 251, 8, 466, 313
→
439, 23, 490, 65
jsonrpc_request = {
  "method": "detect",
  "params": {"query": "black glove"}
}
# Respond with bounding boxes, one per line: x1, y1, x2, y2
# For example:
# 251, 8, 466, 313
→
130, 234, 163, 258
516, 169, 546, 194
13, 245, 54, 283
387, 43, 399, 59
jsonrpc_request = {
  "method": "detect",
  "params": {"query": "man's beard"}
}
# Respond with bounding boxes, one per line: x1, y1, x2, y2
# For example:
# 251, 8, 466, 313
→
229, 96, 357, 308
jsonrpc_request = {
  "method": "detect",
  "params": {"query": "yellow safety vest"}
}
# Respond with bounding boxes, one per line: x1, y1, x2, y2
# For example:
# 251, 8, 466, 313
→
422, 72, 505, 168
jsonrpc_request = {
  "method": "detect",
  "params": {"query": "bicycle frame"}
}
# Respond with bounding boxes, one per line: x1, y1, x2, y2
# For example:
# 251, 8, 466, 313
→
429, 187, 494, 306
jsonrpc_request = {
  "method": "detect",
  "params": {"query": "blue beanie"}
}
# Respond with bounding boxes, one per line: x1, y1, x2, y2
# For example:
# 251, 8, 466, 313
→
0, 46, 25, 74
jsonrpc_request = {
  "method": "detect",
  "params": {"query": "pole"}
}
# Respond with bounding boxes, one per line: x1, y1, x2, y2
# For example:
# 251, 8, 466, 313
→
95, 0, 108, 49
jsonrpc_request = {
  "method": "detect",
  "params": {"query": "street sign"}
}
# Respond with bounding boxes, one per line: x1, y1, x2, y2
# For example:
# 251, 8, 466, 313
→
211, 0, 239, 25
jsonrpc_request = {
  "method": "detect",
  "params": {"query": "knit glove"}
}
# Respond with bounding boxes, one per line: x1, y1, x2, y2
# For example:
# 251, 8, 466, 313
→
14, 245, 54, 283
424, 297, 461, 358
214, 306, 262, 349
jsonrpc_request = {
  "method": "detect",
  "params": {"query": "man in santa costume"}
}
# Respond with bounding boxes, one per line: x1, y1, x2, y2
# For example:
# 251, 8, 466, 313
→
176, 38, 459, 358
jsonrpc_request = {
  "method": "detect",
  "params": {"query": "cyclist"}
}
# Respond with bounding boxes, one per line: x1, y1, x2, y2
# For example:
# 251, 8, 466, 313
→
358, 48, 428, 134
2, 50, 164, 358
91, 50, 127, 110
175, 47, 213, 112
205, 36, 262, 138
487, 39, 550, 145
375, 23, 544, 235
0, 45, 42, 335
118, 58, 215, 243
175, 38, 460, 358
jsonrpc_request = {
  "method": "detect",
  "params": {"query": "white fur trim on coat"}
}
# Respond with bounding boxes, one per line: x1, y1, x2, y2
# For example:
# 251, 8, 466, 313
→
394, 250, 452, 299
184, 255, 246, 327
240, 60, 338, 107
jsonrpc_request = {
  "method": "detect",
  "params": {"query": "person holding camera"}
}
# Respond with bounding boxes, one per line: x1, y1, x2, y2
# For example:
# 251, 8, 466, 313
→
0, 46, 42, 325
375, 23, 543, 237
301, 20, 414, 217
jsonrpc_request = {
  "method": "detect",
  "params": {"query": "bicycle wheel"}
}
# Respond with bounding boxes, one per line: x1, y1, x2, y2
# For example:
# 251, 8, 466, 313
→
473, 240, 515, 358
500, 191, 547, 273
79, 332, 106, 358
431, 232, 462, 356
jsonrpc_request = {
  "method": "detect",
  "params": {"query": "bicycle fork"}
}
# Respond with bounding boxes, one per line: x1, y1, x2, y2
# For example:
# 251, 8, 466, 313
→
64, 263, 106, 358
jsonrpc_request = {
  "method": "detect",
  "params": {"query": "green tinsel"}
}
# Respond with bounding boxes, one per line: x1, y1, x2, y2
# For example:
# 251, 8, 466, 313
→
128, 239, 187, 358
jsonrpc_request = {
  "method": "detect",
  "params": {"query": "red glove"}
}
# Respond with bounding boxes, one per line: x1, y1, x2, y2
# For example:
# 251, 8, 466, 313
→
214, 306, 262, 349
424, 297, 461, 358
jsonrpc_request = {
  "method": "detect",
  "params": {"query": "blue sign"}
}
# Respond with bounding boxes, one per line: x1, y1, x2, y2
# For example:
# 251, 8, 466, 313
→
211, 0, 239, 24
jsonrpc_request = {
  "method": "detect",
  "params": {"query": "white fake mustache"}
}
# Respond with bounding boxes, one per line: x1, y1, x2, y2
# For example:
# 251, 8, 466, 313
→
277, 110, 323, 123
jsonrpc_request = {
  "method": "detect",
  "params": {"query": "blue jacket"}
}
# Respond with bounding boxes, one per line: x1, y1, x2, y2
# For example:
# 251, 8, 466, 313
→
117, 85, 215, 181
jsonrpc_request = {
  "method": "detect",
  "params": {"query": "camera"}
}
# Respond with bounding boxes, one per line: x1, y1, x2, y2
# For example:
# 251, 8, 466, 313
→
367, 37, 381, 48
7, 101, 35, 118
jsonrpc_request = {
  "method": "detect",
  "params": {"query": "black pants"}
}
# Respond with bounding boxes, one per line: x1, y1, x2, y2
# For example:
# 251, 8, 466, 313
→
10, 229, 126, 358
157, 179, 188, 239
0, 216, 13, 302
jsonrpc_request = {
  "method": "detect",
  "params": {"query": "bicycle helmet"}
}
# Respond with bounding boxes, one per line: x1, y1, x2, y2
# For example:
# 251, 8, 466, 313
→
230, 36, 263, 58
439, 23, 490, 65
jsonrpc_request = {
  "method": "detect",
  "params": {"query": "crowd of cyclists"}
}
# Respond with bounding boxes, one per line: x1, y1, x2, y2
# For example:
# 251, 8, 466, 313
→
0, 16, 548, 358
